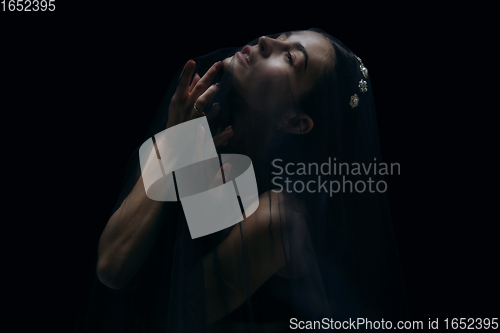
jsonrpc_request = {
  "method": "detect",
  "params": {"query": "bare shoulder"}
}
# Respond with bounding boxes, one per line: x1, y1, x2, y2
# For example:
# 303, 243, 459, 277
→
240, 190, 308, 242
214, 190, 310, 282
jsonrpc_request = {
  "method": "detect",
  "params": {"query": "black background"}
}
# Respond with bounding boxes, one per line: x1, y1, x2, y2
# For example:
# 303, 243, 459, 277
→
1, 2, 496, 332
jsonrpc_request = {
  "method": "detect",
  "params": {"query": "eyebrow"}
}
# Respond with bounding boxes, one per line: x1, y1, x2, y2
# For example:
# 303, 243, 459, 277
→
284, 31, 309, 71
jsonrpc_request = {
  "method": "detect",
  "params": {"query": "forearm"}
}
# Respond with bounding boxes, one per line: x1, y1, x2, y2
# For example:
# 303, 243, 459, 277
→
96, 59, 224, 289
97, 174, 171, 289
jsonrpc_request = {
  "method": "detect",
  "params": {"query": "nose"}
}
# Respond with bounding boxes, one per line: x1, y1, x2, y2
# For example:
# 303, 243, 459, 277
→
257, 36, 285, 58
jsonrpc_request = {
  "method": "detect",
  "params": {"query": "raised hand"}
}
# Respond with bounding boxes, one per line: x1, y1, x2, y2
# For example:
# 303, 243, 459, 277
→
166, 60, 223, 129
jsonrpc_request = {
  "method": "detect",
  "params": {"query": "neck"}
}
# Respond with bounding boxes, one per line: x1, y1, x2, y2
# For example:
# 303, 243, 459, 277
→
230, 110, 278, 163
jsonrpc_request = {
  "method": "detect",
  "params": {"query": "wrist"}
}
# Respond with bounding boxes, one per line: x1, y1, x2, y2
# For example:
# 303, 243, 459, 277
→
166, 119, 178, 130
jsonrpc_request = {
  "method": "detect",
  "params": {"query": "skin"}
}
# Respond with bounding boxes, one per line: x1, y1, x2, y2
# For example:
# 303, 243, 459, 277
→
97, 61, 230, 290
223, 30, 334, 125
96, 30, 334, 326
221, 31, 335, 166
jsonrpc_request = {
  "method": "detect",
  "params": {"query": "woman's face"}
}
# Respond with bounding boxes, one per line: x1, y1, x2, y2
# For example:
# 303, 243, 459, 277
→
222, 30, 334, 113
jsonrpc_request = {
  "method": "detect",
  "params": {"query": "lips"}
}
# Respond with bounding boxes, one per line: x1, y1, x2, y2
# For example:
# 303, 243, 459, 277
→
236, 45, 251, 68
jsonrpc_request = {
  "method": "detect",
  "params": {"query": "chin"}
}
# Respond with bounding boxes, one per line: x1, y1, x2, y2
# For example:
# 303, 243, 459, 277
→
222, 56, 233, 71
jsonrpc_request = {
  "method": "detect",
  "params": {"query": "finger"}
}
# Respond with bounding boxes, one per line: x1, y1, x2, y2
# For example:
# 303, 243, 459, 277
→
177, 60, 196, 95
221, 163, 231, 183
193, 83, 219, 113
212, 166, 224, 186
216, 139, 229, 147
190, 111, 206, 120
212, 127, 233, 147
211, 163, 231, 189
189, 101, 207, 121
177, 60, 193, 83
207, 102, 220, 121
189, 61, 222, 102
177, 61, 188, 83
189, 73, 201, 94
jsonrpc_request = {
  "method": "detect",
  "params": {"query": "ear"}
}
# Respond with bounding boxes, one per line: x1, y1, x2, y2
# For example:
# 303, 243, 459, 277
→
281, 113, 314, 135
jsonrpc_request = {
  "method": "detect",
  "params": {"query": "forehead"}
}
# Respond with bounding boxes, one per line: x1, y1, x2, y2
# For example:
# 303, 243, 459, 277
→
287, 31, 330, 48
285, 30, 334, 67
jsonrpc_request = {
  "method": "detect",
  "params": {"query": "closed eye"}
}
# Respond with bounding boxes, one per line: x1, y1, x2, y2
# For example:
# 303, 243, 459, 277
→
279, 31, 308, 71
285, 51, 293, 65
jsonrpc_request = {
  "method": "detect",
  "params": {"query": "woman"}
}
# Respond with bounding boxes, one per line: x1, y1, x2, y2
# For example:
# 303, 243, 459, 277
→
77, 28, 409, 332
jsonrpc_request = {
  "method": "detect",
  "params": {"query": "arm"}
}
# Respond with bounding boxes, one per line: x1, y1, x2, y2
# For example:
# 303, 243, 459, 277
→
96, 174, 171, 290
97, 60, 230, 290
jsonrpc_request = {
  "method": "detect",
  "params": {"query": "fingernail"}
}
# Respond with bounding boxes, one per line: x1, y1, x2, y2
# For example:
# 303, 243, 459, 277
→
224, 125, 232, 132
215, 82, 219, 87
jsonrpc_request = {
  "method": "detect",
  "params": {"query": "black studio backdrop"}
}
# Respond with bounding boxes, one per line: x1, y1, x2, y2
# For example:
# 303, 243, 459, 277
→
2, 3, 496, 331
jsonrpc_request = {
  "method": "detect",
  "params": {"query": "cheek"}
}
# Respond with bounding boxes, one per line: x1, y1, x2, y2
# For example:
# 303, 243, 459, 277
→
240, 65, 290, 104
253, 61, 288, 87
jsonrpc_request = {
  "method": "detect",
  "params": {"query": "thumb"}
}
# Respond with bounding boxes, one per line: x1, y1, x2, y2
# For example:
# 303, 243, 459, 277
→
213, 126, 233, 147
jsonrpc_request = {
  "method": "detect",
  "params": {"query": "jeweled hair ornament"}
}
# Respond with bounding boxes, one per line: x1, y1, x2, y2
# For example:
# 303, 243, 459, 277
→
350, 55, 369, 108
